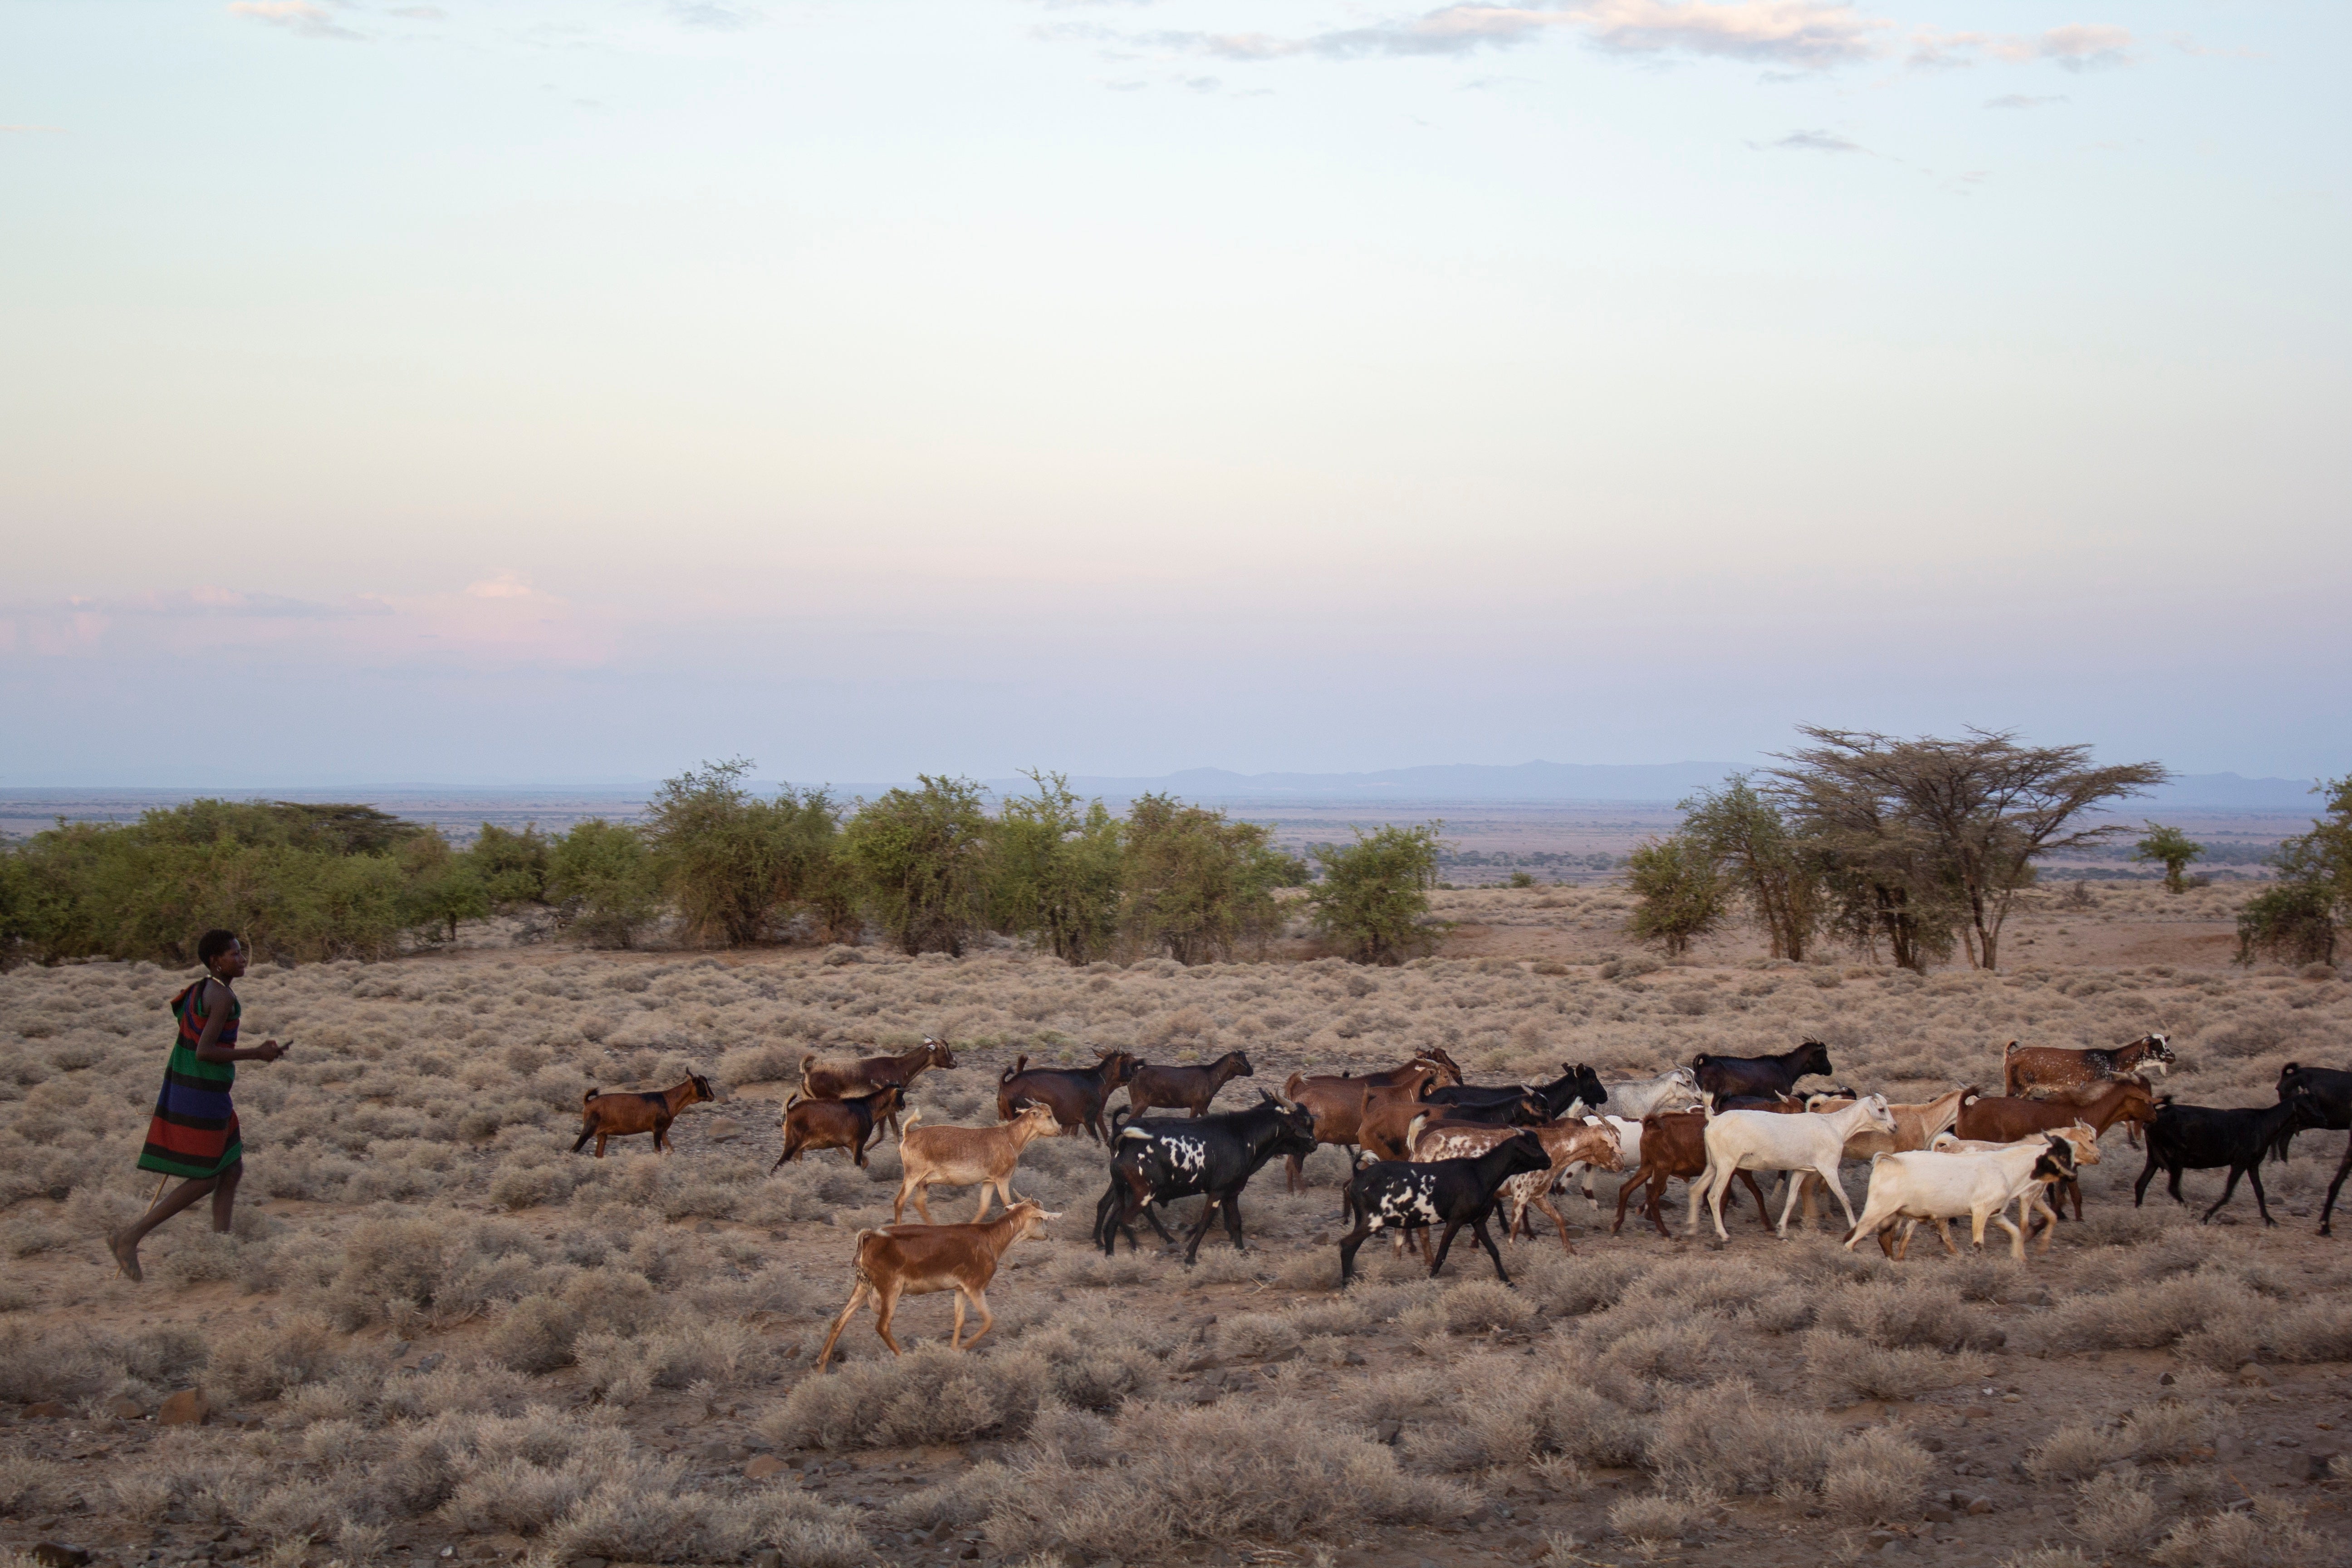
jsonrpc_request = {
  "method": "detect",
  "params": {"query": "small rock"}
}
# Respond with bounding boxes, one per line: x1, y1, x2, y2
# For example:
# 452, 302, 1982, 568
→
32, 1546, 92, 1568
2239, 1364, 2274, 1388
1865, 1530, 1897, 1547
1922, 1506, 1954, 1524
105, 1396, 145, 1421
744, 1456, 787, 1480
46, 1184, 71, 1202
705, 1117, 745, 1142
1920, 1436, 1945, 1452
1966, 1499, 1996, 1516
1962, 1406, 1992, 1421
2159, 1372, 2176, 1386
1376, 1419, 1402, 1446
2000, 1393, 2022, 1404
411, 1353, 446, 1375
24, 1401, 69, 1419
158, 1389, 208, 1426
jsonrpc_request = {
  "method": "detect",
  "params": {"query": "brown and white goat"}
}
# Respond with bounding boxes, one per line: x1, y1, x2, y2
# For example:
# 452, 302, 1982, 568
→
813, 1201, 1058, 1367
892, 1099, 1061, 1223
1410, 1114, 1624, 1253
571, 1073, 716, 1158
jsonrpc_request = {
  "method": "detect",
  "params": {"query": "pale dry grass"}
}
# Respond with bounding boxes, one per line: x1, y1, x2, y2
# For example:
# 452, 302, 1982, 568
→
0, 890, 2347, 1563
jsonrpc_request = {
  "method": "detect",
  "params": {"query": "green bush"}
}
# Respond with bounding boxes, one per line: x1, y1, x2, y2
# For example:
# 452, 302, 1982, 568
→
1121, 794, 1302, 965
1307, 823, 1446, 965
471, 824, 552, 906
549, 819, 662, 949
990, 771, 1124, 964
642, 758, 848, 946
843, 776, 991, 956
1626, 833, 1727, 957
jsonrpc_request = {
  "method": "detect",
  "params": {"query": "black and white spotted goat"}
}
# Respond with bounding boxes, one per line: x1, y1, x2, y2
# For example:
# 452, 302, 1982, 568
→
1337, 1129, 1552, 1286
1094, 1092, 1319, 1264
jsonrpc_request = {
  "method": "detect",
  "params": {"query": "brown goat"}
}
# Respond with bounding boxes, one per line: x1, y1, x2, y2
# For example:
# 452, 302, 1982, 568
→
1279, 1051, 1465, 1191
1122, 1050, 1255, 1119
774, 1083, 906, 1170
1611, 1108, 1770, 1238
892, 1099, 1062, 1223
1358, 1088, 1547, 1162
996, 1049, 1141, 1143
813, 1201, 1057, 1367
1954, 1079, 2156, 1220
796, 1036, 956, 1135
571, 1073, 715, 1158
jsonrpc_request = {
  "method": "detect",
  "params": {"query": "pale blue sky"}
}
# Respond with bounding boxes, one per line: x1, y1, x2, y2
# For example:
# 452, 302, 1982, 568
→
2, 0, 2345, 786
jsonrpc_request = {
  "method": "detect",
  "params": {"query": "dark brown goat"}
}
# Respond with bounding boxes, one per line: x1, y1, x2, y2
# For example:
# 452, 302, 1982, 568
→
797, 1036, 956, 1135
1122, 1050, 1255, 1119
775, 1083, 906, 1170
1279, 1051, 1465, 1192
572, 1073, 715, 1157
1611, 1107, 1770, 1238
997, 1049, 1141, 1143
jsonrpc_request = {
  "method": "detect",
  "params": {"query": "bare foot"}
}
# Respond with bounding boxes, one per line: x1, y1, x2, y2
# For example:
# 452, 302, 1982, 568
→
110, 1230, 144, 1283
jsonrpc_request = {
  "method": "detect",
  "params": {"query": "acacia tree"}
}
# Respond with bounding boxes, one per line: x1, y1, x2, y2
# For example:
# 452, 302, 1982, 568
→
1624, 833, 1727, 957
1122, 794, 1303, 964
1768, 763, 1955, 971
843, 775, 992, 956
1308, 823, 1448, 965
1680, 776, 1821, 961
990, 770, 1125, 965
2133, 823, 2205, 895
1773, 728, 2165, 971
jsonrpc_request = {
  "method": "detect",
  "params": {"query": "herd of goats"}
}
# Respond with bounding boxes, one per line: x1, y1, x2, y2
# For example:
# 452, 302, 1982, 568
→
567, 1034, 2352, 1371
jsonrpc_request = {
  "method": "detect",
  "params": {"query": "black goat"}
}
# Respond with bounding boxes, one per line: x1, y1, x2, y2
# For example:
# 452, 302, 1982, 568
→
1692, 1040, 1833, 1103
2135, 1092, 2325, 1226
1095, 1093, 1318, 1263
1420, 1062, 1608, 1119
2273, 1062, 2352, 1161
1338, 1130, 1551, 1285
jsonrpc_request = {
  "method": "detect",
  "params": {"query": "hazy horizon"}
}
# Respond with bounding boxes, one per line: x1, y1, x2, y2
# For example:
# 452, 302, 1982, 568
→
5, 1, 2346, 784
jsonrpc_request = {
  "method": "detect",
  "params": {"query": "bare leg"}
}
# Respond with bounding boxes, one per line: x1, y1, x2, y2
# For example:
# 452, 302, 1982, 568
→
814, 1281, 870, 1370
960, 1288, 994, 1349
872, 1282, 904, 1355
210, 1161, 243, 1233
111, 1172, 224, 1282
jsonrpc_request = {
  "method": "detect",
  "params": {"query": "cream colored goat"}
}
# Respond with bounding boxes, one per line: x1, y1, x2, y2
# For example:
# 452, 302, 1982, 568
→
891, 1098, 1061, 1223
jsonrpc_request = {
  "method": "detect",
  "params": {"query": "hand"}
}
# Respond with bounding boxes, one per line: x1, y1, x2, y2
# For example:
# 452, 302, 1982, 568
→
256, 1039, 287, 1062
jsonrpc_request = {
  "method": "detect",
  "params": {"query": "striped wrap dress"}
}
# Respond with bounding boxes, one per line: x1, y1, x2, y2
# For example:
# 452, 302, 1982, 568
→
137, 978, 243, 1180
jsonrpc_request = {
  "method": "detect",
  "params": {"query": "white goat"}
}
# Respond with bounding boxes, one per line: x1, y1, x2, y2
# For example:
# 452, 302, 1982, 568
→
1692, 1096, 1897, 1240
1843, 1135, 2077, 1262
1928, 1124, 2100, 1251
1604, 1067, 1703, 1121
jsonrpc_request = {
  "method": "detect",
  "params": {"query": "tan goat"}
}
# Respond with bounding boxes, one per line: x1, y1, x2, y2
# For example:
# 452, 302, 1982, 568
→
813, 1201, 1057, 1367
892, 1098, 1061, 1224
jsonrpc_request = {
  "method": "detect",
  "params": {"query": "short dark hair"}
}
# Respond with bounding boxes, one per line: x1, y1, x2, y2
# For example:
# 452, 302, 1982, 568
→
196, 930, 240, 967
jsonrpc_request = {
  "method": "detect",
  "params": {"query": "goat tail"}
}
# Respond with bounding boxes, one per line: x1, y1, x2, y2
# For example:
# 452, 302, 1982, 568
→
898, 1107, 923, 1146
1000, 1055, 1028, 1086
1282, 1071, 1308, 1100
780, 1086, 804, 1116
582, 1085, 601, 1106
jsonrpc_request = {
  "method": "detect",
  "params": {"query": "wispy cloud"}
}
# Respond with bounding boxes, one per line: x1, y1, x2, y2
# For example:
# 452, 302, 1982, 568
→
225, 1, 365, 42
1766, 127, 1865, 152
2004, 23, 2132, 71
1575, 0, 1886, 69
1984, 92, 2066, 110
666, 0, 759, 30
0, 124, 69, 134
387, 5, 447, 18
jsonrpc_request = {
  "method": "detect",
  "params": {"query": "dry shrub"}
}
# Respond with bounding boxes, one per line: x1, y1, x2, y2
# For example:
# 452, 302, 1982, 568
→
760, 1345, 1054, 1450
1608, 1318, 1720, 1383
1999, 1551, 2094, 1568
1519, 1250, 1644, 1316
1217, 1313, 1301, 1362
1821, 1427, 1931, 1522
2118, 1398, 2219, 1461
1800, 1329, 1988, 1403
2151, 1497, 2339, 1568
2071, 1469, 2160, 1556
484, 1294, 582, 1374
1439, 1279, 1535, 1334
1649, 1379, 1832, 1497
0, 1455, 65, 1518
1608, 1490, 1705, 1543
2029, 1268, 2261, 1355
207, 1316, 344, 1402
1827, 1276, 2004, 1352
2024, 1420, 2134, 1483
976, 1399, 1475, 1558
